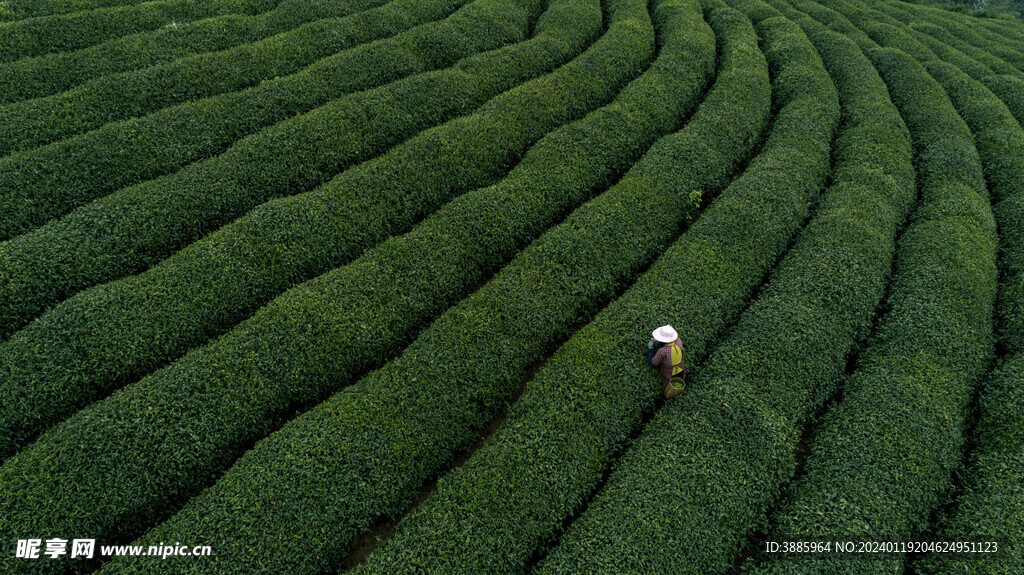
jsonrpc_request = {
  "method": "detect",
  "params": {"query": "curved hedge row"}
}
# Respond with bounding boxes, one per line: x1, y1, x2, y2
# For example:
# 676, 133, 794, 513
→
0, 0, 570, 338
985, 74, 1024, 139
86, 1, 748, 572
912, 353, 1024, 574
775, 0, 873, 50
745, 46, 998, 575
851, 0, 1023, 77
0, 0, 279, 63
875, 0, 1024, 72
0, 0, 466, 157
0, 0, 499, 244
1, 0, 170, 21
907, 58, 1024, 575
540, 7, 912, 574
907, 22, 996, 80
0, 0, 642, 461
923, 61, 1024, 356
0, 0, 615, 567
0, 0, 392, 104
341, 5, 770, 572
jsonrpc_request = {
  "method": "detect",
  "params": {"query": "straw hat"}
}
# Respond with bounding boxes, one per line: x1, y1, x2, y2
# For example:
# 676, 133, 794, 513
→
652, 325, 678, 343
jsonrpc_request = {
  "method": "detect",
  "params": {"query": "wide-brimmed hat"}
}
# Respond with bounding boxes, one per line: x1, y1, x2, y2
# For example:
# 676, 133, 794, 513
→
652, 325, 678, 343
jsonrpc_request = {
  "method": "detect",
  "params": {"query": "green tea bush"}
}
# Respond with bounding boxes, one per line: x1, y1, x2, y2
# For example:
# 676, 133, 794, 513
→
877, 0, 1024, 70
0, 0, 648, 460
985, 74, 1024, 134
0, 0, 518, 243
745, 46, 998, 575
779, 0, 874, 49
0, 0, 623, 570
0, 0, 394, 104
0, 0, 279, 62
912, 353, 1024, 574
345, 5, 770, 571
925, 61, 1024, 355
906, 59, 1024, 575
0, 0, 575, 337
0, 0, 464, 155
91, 2, 766, 571
543, 7, 932, 574
2, 0, 178, 21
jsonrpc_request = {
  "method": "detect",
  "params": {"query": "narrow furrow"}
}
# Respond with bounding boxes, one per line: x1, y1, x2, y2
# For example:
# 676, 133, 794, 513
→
0, 0, 279, 62
0, 1, 634, 572
0, 0, 573, 340
79, 2, 763, 574
0, 0, 641, 466
0, 0, 505, 243
0, 0, 462, 156
0, 0, 397, 104
905, 53, 1024, 575
742, 37, 998, 575
338, 3, 770, 572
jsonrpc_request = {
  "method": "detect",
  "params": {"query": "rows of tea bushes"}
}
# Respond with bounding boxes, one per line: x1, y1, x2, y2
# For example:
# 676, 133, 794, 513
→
906, 50, 1024, 575
538, 6, 927, 574
0, 0, 395, 104
0, 0, 280, 63
866, 0, 1024, 71
92, 2, 749, 568
923, 62, 1024, 355
0, 0, 500, 242
1, 0, 168, 21
0, 0, 630, 567
0, 0, 580, 338
908, 19, 1024, 78
778, 0, 873, 49
93, 2, 766, 572
0, 0, 467, 156
358, 4, 871, 572
744, 45, 997, 575
911, 353, 1024, 574
0, 0, 646, 460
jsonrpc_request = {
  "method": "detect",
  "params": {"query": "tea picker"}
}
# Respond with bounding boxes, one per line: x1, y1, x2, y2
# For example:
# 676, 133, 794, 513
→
646, 325, 685, 398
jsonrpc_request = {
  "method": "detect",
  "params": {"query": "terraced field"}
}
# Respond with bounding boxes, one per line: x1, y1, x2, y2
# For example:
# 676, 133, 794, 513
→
0, 0, 1021, 572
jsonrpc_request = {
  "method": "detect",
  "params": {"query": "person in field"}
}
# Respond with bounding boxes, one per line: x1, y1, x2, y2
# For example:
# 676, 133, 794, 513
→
646, 325, 685, 398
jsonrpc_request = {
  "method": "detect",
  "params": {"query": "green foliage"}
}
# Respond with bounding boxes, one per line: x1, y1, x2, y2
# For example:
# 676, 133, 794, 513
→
0, 0, 520, 244
86, 3, 725, 571
0, 0, 561, 340
544, 6, 941, 574
0, 0, 396, 104
0, 0, 641, 463
746, 46, 997, 574
347, 3, 773, 571
0, 0, 280, 63
882, 0, 1024, 70
906, 55, 1024, 575
925, 61, 1024, 355
2, 0, 181, 21
0, 0, 665, 571
911, 354, 1024, 574
0, 0, 461, 155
